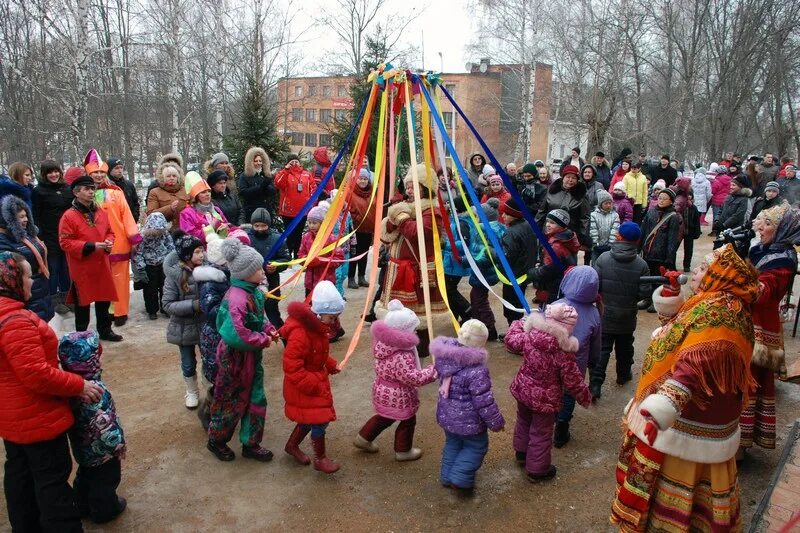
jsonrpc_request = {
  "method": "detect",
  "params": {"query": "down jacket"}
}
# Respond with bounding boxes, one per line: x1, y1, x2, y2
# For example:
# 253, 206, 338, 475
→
505, 311, 591, 413
0, 297, 83, 444
162, 251, 203, 346
543, 178, 591, 245
431, 336, 504, 435
691, 168, 712, 213
589, 205, 620, 249
369, 320, 436, 420
274, 165, 315, 218
710, 172, 731, 207
593, 241, 650, 335
280, 301, 338, 424
715, 187, 752, 231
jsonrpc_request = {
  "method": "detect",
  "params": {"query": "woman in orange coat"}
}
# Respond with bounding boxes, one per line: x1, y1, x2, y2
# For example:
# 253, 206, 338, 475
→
0, 250, 103, 531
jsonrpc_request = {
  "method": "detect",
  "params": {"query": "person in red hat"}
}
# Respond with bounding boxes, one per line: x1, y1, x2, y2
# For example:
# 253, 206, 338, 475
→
542, 165, 590, 253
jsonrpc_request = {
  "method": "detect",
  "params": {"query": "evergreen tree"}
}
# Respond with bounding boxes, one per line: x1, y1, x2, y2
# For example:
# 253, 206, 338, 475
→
223, 74, 289, 171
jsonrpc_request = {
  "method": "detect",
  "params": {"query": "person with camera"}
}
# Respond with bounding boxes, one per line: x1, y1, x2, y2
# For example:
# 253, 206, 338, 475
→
274, 154, 316, 259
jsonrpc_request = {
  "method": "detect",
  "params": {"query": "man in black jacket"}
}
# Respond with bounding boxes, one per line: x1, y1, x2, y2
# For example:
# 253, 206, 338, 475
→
649, 154, 678, 188
107, 158, 140, 222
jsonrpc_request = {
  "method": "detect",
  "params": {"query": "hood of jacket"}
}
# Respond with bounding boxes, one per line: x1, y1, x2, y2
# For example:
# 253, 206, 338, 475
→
558, 265, 599, 304
523, 311, 579, 352
430, 336, 487, 377
467, 152, 487, 172
244, 146, 270, 177
552, 229, 581, 253
733, 187, 753, 198
155, 161, 184, 192
313, 146, 331, 167
692, 170, 707, 184
284, 301, 325, 333
0, 195, 37, 242
192, 265, 228, 284
579, 163, 598, 182
370, 320, 419, 357
609, 240, 639, 262
548, 176, 587, 200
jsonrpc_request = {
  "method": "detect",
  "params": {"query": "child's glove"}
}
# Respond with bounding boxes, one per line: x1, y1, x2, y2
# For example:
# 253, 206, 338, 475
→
328, 366, 341, 375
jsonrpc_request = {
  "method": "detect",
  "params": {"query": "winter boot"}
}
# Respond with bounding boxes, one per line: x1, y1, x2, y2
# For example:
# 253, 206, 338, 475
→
553, 421, 570, 448
527, 465, 557, 482
395, 448, 422, 462
284, 425, 311, 465
91, 496, 127, 524
348, 278, 359, 290
515, 451, 527, 465
183, 375, 199, 409
197, 395, 211, 430
311, 435, 340, 474
99, 329, 123, 342
353, 434, 379, 453
242, 445, 274, 462
53, 292, 71, 315
637, 299, 651, 310
207, 440, 235, 461
589, 381, 602, 401
358, 275, 369, 287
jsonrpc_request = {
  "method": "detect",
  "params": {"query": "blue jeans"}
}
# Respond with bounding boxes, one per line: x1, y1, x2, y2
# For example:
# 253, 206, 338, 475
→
440, 431, 489, 489
47, 253, 70, 295
300, 423, 328, 438
179, 345, 198, 378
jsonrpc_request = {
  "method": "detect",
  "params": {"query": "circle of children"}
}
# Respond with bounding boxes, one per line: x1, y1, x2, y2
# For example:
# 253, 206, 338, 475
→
0, 143, 798, 529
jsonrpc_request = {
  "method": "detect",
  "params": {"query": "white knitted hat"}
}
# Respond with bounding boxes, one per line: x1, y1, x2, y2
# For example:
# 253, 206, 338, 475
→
457, 319, 489, 348
205, 233, 225, 265
383, 299, 420, 332
311, 280, 345, 315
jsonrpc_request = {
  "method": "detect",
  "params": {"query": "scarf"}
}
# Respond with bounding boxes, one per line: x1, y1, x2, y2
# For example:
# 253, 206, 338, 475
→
750, 206, 800, 272
0, 251, 27, 301
635, 244, 759, 404
230, 278, 266, 333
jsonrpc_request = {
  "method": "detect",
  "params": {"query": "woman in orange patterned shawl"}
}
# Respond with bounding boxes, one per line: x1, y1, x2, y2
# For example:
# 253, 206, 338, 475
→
611, 244, 759, 532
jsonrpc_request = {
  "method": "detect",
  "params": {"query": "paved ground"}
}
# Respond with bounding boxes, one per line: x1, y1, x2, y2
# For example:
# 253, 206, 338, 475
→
0, 234, 798, 532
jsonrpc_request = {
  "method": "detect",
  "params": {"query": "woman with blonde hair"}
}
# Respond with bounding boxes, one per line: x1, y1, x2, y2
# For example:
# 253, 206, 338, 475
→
146, 161, 189, 223
0, 162, 34, 209
237, 147, 278, 225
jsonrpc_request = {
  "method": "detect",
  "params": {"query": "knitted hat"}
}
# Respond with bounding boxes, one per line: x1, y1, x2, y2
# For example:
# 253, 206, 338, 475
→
83, 148, 108, 174
521, 163, 537, 176
210, 152, 229, 167
382, 299, 420, 332
251, 207, 272, 225
765, 181, 780, 192
501, 197, 523, 219
220, 238, 263, 280
358, 168, 372, 183
286, 153, 300, 164
227, 228, 251, 245
184, 171, 210, 200
595, 151, 605, 157
546, 208, 570, 228
708, 162, 720, 175
561, 165, 580, 177
653, 179, 666, 191
596, 189, 613, 206
70, 175, 95, 191
311, 280, 345, 315
206, 169, 228, 188
173, 230, 203, 262
487, 174, 503, 185
534, 160, 545, 167
481, 164, 496, 177
544, 303, 578, 335
617, 221, 642, 242
205, 233, 226, 265
106, 158, 123, 173
572, 146, 581, 155
481, 201, 499, 221
659, 188, 676, 201
458, 319, 489, 348
58, 330, 102, 380
613, 181, 626, 192
307, 203, 328, 222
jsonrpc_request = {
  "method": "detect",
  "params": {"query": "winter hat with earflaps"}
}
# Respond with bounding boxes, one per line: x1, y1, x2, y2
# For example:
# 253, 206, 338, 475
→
172, 230, 203, 262
311, 280, 345, 315
220, 238, 263, 281
383, 299, 420, 332
458, 319, 489, 348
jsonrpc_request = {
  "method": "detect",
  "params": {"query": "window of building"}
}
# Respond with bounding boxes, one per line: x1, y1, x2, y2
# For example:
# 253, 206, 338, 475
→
308, 85, 317, 96
305, 109, 316, 122
319, 134, 331, 147
294, 86, 302, 97
291, 108, 303, 122
319, 109, 333, 123
445, 84, 456, 97
305, 133, 317, 147
442, 111, 453, 129
290, 132, 304, 145
335, 109, 348, 121
322, 85, 332, 97
337, 85, 348, 97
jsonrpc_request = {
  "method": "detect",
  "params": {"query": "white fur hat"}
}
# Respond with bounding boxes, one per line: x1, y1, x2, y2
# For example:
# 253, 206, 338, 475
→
311, 280, 345, 315
458, 319, 489, 348
383, 299, 420, 332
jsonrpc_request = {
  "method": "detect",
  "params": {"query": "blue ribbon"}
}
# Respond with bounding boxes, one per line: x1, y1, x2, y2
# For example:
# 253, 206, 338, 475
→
438, 84, 564, 272
265, 88, 373, 261
417, 78, 530, 313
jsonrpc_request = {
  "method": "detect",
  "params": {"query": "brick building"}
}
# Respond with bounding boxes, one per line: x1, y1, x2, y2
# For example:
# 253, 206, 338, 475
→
275, 61, 554, 166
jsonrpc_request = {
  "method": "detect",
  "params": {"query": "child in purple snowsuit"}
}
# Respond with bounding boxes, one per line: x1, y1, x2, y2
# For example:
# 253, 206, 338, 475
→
505, 304, 591, 482
431, 319, 504, 493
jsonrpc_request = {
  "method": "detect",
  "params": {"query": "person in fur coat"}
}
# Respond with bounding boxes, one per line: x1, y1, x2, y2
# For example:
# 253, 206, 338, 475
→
146, 160, 189, 223
432, 320, 504, 493
237, 146, 279, 226
504, 304, 591, 482
354, 300, 437, 461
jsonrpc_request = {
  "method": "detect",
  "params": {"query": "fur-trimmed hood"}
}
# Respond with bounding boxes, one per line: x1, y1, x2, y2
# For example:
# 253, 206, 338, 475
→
430, 336, 487, 377
155, 161, 184, 192
370, 320, 419, 356
192, 265, 228, 284
244, 147, 271, 177
523, 311, 579, 352
733, 187, 753, 198
0, 195, 37, 242
285, 301, 325, 333
159, 152, 184, 169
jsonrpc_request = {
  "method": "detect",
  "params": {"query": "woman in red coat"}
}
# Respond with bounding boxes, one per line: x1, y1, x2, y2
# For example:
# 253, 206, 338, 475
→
274, 154, 315, 259
376, 164, 451, 358
740, 205, 800, 456
0, 250, 103, 532
58, 176, 121, 341
280, 281, 343, 474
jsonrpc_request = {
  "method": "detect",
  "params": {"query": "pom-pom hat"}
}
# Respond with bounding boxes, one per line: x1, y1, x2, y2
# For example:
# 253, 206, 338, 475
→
220, 238, 263, 280
383, 299, 420, 332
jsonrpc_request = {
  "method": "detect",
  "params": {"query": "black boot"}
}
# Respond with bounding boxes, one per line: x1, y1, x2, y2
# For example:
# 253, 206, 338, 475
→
207, 440, 235, 461
553, 421, 570, 448
99, 329, 123, 342
589, 382, 602, 402
348, 278, 359, 289
358, 275, 369, 287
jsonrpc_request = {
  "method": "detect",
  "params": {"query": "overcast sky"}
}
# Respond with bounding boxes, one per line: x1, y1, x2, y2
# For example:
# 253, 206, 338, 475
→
293, 0, 474, 75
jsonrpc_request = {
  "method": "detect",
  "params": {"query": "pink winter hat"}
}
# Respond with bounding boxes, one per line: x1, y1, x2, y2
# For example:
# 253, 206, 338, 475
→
307, 204, 328, 222
544, 303, 578, 336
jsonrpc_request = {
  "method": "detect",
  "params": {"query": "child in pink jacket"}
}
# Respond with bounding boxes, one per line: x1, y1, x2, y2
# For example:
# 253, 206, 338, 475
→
504, 303, 591, 482
354, 300, 437, 461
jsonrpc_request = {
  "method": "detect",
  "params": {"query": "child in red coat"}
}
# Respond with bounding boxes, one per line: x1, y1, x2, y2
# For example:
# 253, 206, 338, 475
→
280, 280, 344, 474
481, 175, 511, 204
